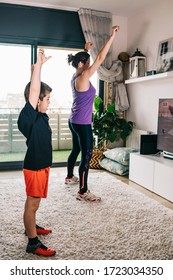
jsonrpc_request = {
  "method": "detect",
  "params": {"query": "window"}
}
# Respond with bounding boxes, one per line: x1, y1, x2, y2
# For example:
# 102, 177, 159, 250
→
0, 44, 31, 164
39, 47, 98, 110
0, 44, 98, 167
0, 44, 31, 111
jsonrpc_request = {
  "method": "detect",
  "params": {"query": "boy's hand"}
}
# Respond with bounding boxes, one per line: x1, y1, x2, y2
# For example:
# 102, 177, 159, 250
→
37, 49, 52, 65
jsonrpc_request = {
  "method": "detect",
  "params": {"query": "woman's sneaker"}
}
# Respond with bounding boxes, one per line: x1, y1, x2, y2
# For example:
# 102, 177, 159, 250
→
65, 175, 79, 185
76, 190, 101, 202
26, 241, 56, 257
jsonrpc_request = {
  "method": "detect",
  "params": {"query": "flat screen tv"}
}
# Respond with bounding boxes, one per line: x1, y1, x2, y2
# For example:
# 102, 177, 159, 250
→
157, 98, 173, 159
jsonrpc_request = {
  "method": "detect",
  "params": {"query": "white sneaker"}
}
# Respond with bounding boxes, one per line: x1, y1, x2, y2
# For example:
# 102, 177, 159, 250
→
65, 175, 79, 185
76, 190, 101, 202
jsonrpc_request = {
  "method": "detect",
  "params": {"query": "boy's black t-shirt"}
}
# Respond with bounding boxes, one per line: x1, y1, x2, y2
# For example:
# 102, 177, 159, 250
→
17, 102, 52, 170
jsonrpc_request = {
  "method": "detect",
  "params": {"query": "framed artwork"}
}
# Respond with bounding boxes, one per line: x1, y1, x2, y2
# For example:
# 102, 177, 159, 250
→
156, 38, 173, 73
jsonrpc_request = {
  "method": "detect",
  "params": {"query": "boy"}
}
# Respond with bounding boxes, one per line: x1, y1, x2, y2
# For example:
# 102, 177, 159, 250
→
18, 49, 56, 256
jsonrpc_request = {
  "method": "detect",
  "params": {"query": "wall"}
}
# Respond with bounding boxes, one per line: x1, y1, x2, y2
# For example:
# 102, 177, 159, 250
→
126, 0, 173, 133
112, 15, 128, 58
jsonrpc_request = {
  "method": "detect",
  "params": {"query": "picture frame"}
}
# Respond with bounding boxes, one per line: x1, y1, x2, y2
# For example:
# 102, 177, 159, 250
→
156, 37, 173, 73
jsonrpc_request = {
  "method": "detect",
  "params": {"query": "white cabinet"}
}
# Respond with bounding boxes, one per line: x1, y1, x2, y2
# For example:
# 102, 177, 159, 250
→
154, 158, 173, 202
129, 153, 154, 192
129, 152, 173, 202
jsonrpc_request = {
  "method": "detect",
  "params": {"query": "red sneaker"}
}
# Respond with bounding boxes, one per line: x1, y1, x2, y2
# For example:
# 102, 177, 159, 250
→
26, 241, 56, 257
34, 246, 56, 257
24, 225, 52, 236
36, 226, 52, 235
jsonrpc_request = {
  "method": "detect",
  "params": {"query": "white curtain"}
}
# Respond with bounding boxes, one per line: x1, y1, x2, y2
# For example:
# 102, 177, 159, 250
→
78, 8, 129, 112
78, 8, 113, 78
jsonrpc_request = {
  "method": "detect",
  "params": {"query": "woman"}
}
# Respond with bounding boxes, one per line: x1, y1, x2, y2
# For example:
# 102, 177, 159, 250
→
65, 25, 120, 202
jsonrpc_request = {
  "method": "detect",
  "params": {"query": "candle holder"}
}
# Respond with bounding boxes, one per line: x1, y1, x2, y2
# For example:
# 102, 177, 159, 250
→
129, 48, 146, 79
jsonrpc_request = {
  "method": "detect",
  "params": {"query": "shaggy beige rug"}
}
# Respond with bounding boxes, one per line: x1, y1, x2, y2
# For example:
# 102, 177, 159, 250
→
0, 167, 173, 260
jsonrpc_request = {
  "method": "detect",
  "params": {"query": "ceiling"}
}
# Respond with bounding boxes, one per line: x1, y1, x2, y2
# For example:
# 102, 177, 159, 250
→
1, 0, 158, 17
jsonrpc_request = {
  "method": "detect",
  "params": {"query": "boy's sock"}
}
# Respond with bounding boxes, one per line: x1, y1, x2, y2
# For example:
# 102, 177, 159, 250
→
28, 236, 39, 245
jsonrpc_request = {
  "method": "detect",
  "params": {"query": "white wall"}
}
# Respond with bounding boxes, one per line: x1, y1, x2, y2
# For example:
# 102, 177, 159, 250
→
126, 0, 173, 133
112, 15, 128, 59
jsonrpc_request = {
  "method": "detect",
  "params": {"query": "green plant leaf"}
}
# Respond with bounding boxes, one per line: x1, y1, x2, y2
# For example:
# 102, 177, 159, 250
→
92, 97, 135, 148
107, 103, 115, 112
94, 96, 103, 112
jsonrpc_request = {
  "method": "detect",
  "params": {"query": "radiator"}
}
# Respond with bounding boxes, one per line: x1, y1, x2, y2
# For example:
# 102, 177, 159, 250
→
126, 128, 149, 149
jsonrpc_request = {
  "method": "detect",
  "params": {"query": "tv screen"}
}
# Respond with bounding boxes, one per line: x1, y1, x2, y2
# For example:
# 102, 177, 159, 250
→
157, 98, 173, 156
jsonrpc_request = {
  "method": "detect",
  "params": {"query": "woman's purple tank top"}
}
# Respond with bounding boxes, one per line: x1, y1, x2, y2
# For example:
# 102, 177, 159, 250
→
69, 74, 96, 124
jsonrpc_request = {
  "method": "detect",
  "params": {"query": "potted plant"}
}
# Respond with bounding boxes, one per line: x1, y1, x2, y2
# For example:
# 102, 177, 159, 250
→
90, 96, 134, 169
92, 96, 134, 149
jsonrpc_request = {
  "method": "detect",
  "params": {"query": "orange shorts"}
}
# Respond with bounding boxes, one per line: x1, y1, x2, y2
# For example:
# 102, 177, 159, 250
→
23, 167, 50, 198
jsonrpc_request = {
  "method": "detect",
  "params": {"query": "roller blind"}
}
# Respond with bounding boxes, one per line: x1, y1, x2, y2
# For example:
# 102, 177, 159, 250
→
0, 3, 85, 48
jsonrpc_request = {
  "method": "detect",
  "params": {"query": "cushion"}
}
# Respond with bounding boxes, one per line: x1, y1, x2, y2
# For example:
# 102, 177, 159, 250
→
103, 147, 138, 166
99, 158, 129, 176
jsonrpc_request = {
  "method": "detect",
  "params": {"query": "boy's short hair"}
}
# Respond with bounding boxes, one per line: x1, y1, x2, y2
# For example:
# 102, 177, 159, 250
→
24, 82, 52, 102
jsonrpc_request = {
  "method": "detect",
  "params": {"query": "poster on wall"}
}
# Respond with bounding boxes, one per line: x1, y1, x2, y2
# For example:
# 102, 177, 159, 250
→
156, 37, 173, 73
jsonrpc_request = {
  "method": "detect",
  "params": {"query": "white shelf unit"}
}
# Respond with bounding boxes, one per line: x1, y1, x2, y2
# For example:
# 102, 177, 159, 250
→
129, 152, 173, 202
125, 71, 173, 84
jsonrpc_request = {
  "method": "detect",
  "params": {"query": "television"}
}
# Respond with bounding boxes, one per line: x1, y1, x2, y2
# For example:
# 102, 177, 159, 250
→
157, 98, 173, 159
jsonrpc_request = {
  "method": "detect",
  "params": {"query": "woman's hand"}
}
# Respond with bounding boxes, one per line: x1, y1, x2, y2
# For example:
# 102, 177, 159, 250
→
111, 25, 120, 36
84, 42, 93, 51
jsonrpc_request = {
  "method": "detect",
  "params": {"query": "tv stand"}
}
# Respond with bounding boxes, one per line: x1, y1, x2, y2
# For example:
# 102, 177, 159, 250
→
129, 152, 173, 203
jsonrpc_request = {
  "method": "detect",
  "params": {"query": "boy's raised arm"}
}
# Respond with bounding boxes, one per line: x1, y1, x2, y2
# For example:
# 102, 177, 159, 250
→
29, 49, 51, 109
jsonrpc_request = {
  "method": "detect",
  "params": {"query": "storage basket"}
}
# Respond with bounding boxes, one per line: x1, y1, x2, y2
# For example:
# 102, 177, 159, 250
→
90, 148, 105, 169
